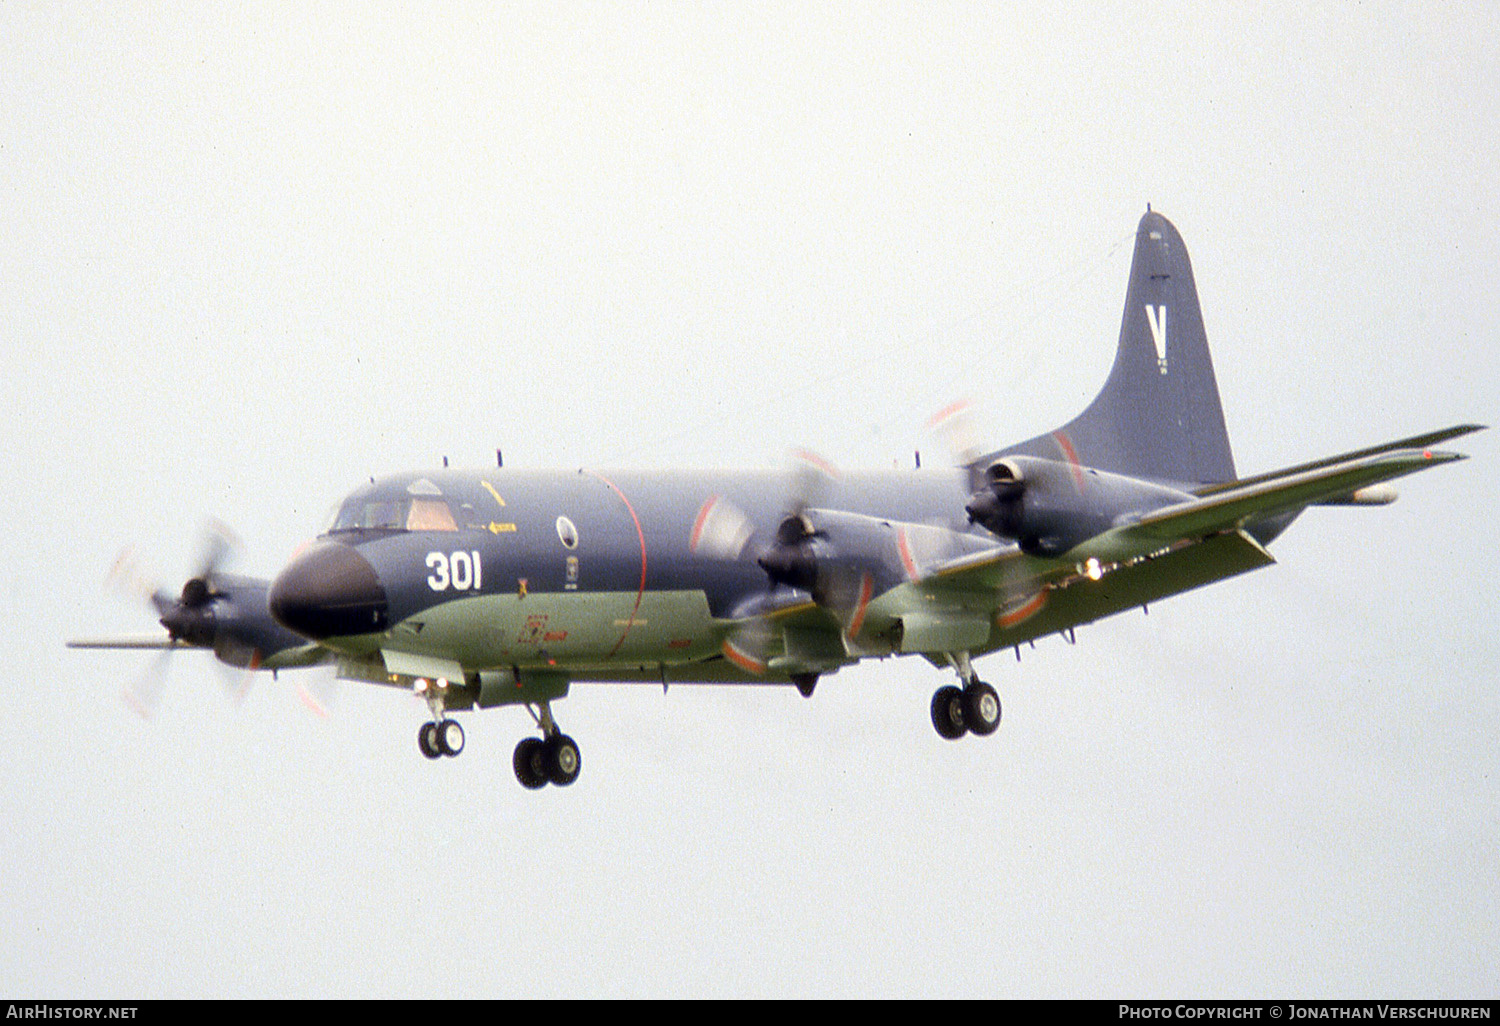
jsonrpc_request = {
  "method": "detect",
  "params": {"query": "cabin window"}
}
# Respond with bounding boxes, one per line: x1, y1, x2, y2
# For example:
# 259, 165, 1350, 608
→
556, 515, 579, 549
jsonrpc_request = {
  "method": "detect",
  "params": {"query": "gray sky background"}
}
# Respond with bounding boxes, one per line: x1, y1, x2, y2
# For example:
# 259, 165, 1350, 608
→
3, 2, 1496, 998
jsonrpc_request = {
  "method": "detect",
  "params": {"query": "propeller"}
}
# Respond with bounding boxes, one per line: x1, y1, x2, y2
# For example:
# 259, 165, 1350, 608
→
690, 451, 851, 601
928, 397, 1159, 558
963, 459, 1028, 540
693, 451, 956, 677
689, 452, 867, 667
927, 398, 988, 478
92, 521, 281, 718
295, 671, 340, 719
928, 399, 1043, 550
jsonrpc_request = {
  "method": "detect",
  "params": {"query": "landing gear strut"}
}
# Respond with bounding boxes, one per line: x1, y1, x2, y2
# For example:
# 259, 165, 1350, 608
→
513, 701, 581, 789
931, 652, 1001, 740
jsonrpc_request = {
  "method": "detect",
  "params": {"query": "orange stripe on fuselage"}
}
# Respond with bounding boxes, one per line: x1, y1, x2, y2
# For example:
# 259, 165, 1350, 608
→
998, 591, 1047, 628
845, 573, 874, 639
722, 639, 767, 675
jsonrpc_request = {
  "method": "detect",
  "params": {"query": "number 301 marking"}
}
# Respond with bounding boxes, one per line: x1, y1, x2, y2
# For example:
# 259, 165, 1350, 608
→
426, 551, 483, 592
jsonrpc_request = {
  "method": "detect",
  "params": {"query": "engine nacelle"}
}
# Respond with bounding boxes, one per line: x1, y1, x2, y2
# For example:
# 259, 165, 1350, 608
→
965, 455, 1194, 556
963, 458, 1028, 539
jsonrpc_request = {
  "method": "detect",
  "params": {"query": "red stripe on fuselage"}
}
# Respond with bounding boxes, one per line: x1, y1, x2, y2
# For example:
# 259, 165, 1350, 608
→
689, 495, 717, 553
1052, 430, 1086, 492
582, 469, 648, 658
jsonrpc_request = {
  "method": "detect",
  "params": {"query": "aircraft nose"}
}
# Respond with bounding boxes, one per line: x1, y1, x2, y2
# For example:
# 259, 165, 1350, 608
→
269, 541, 389, 640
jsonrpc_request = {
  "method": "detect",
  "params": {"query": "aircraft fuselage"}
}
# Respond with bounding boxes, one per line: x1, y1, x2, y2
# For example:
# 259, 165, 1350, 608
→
272, 465, 975, 681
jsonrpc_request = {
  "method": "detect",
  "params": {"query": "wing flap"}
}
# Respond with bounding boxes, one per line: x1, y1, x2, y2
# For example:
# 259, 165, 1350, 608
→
381, 649, 465, 683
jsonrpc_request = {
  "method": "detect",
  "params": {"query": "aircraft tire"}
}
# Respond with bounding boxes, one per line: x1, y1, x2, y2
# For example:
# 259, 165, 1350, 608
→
931, 686, 968, 740
437, 719, 465, 757
545, 735, 582, 787
963, 682, 1001, 737
418, 721, 442, 760
514, 737, 549, 790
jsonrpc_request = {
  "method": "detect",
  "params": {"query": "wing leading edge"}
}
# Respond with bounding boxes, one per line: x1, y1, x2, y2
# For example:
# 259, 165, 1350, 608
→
896, 424, 1480, 656
1123, 426, 1482, 544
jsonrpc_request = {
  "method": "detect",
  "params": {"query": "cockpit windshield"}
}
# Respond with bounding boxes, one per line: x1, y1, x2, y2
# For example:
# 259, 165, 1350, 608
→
326, 479, 463, 534
405, 498, 458, 531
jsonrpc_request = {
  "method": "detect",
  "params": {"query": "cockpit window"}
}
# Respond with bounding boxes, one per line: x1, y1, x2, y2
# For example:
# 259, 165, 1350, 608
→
406, 498, 458, 531
328, 495, 459, 534
332, 499, 405, 532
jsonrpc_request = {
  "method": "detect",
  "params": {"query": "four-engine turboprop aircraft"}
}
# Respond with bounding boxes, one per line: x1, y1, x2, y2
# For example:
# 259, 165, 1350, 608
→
69, 210, 1481, 790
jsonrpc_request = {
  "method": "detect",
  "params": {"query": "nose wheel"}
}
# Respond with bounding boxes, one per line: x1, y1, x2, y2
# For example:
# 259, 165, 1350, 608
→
418, 718, 466, 759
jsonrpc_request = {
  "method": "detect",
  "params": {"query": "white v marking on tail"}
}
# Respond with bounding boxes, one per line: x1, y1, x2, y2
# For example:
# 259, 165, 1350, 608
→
1144, 304, 1168, 374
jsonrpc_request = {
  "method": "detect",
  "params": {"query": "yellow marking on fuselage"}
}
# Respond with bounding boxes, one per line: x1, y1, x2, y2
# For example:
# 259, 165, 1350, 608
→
488, 522, 517, 534
481, 480, 506, 507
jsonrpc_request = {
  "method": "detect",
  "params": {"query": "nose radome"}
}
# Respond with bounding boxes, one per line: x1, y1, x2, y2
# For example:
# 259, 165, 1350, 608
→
269, 541, 388, 640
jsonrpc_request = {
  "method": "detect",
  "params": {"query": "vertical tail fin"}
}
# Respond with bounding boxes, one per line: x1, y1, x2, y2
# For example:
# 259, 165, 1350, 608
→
999, 210, 1237, 486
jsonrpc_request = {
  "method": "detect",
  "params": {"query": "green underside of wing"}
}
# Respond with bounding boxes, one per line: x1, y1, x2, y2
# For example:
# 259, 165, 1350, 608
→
986, 529, 1276, 650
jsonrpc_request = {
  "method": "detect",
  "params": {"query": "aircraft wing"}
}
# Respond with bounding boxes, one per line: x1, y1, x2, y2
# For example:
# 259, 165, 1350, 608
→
889, 425, 1479, 647
66, 636, 186, 650
1191, 424, 1484, 500
1118, 429, 1479, 544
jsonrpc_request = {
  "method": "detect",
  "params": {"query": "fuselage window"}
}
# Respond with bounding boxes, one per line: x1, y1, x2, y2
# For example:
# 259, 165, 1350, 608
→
556, 515, 579, 549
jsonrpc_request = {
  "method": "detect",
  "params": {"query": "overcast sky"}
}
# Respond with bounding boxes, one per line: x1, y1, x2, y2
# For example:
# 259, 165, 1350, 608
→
3, 2, 1496, 998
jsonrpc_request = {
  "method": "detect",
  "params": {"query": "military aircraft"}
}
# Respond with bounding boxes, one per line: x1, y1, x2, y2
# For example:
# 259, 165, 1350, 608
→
70, 210, 1481, 790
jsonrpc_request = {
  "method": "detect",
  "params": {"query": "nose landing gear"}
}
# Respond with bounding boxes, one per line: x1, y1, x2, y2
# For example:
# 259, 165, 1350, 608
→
418, 717, 466, 758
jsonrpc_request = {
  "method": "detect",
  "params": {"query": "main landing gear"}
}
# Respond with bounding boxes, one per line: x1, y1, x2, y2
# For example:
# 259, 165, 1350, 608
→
931, 652, 1002, 740
512, 701, 581, 790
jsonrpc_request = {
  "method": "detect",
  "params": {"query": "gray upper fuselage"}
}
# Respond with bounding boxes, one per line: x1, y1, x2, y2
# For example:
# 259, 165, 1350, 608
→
265, 457, 1224, 678
320, 464, 979, 625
